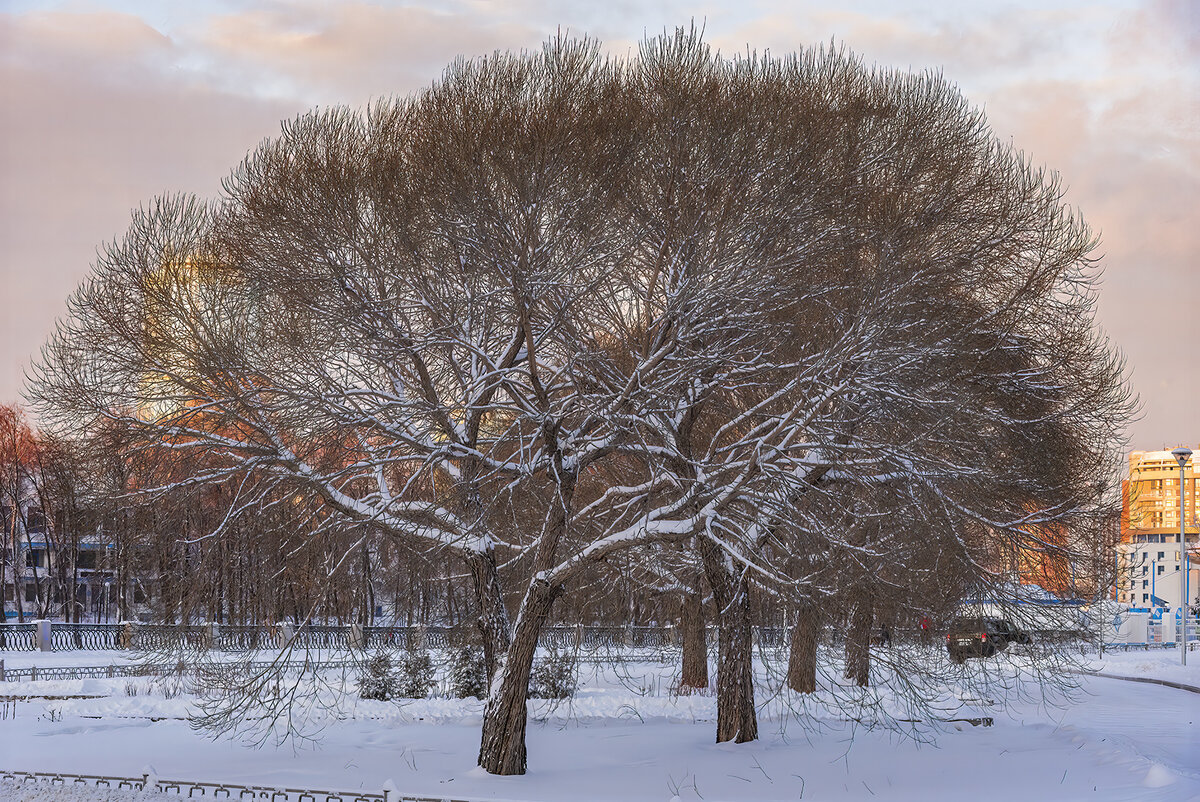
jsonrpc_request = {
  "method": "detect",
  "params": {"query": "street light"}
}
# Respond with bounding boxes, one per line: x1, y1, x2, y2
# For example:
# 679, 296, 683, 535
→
1171, 447, 1191, 665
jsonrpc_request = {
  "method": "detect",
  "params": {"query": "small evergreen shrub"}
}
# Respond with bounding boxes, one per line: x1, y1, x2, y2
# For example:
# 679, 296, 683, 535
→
396, 649, 437, 699
529, 649, 577, 699
358, 652, 399, 701
447, 646, 488, 699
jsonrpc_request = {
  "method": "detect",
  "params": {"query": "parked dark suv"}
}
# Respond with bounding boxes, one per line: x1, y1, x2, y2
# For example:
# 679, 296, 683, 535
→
946, 617, 1032, 663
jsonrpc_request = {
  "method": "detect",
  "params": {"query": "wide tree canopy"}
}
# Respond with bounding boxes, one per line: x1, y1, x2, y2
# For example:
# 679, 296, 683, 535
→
29, 29, 1132, 774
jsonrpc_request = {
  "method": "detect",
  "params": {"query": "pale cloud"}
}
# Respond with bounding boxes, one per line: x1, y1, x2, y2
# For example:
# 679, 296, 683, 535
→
2, 9, 171, 67
0, 8, 297, 407
0, 0, 1195, 448
195, 1, 540, 104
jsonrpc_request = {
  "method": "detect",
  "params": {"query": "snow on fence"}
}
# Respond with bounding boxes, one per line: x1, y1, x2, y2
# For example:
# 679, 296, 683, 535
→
0, 770, 469, 802
0, 658, 358, 683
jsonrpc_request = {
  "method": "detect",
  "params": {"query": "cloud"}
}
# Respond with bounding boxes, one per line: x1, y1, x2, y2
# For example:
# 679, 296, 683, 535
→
0, 1, 1195, 447
0, 8, 298, 406
195, 1, 540, 105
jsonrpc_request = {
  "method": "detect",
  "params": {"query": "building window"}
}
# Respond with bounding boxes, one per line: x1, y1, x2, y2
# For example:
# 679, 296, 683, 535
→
1143, 594, 1150, 602
1143, 580, 1149, 588
1142, 566, 1148, 575
1159, 565, 1165, 575
1159, 551, 1166, 560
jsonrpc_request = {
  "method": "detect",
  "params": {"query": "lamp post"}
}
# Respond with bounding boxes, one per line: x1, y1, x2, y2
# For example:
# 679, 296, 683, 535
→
1171, 447, 1191, 665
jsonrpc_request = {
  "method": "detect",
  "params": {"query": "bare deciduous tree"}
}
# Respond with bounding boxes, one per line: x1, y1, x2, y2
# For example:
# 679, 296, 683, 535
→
29, 28, 1132, 776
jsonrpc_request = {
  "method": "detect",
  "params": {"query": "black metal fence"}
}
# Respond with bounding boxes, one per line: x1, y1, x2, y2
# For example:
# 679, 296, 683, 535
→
0, 769, 464, 802
0, 623, 35, 652
0, 621, 797, 657
49, 623, 123, 651
0, 658, 359, 683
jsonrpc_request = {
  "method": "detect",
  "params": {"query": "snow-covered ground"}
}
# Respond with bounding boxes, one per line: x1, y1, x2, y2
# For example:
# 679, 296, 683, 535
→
0, 647, 1196, 801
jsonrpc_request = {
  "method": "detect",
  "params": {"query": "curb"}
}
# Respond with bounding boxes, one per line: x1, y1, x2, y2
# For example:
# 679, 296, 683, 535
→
1078, 670, 1200, 695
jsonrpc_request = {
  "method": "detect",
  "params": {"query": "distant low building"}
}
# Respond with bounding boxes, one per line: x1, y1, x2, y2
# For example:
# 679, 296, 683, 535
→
1115, 448, 1199, 608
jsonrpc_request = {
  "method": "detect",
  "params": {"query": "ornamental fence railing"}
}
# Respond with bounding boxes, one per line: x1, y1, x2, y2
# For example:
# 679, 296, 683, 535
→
0, 658, 359, 683
0, 769, 465, 802
0, 621, 787, 654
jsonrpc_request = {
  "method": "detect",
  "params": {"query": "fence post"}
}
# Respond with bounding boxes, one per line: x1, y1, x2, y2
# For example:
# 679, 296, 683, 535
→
34, 619, 53, 652
279, 623, 294, 648
0, 658, 5, 682
119, 621, 133, 650
209, 622, 220, 650
350, 623, 365, 651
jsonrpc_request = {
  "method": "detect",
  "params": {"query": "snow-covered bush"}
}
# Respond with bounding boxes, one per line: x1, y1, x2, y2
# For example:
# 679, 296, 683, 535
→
396, 649, 436, 699
530, 649, 577, 699
358, 652, 399, 701
448, 646, 488, 699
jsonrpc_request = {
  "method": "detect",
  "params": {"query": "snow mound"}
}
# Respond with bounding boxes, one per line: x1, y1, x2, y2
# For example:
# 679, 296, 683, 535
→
1144, 762, 1175, 788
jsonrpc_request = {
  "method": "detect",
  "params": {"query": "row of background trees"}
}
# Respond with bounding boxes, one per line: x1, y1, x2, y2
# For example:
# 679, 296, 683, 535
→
4, 400, 773, 628
21, 30, 1133, 774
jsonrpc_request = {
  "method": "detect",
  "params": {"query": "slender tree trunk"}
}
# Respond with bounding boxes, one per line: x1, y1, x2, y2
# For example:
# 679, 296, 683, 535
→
787, 603, 820, 694
843, 601, 872, 688
23, 528, 44, 618
4, 521, 21, 623
478, 579, 559, 775
698, 535, 757, 743
359, 539, 375, 626
679, 589, 708, 691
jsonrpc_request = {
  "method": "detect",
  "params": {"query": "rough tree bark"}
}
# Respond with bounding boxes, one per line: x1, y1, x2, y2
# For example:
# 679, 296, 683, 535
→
787, 602, 821, 694
477, 579, 561, 775
843, 600, 872, 688
679, 588, 709, 691
466, 547, 512, 684
698, 535, 757, 743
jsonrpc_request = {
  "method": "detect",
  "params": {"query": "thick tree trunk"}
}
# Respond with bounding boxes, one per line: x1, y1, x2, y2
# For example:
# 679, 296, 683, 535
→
698, 536, 757, 743
843, 601, 872, 688
466, 547, 512, 684
679, 590, 708, 691
477, 579, 559, 775
787, 603, 820, 694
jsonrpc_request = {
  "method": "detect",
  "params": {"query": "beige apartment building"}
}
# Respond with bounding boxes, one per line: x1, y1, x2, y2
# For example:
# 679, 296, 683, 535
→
1116, 448, 1199, 608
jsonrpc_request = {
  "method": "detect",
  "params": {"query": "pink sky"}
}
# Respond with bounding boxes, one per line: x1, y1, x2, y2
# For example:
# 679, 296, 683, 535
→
1, 0, 1196, 449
